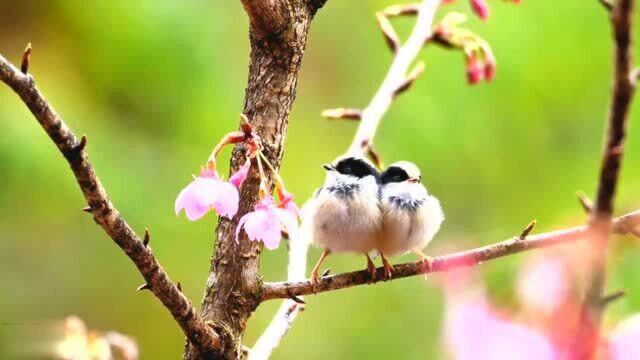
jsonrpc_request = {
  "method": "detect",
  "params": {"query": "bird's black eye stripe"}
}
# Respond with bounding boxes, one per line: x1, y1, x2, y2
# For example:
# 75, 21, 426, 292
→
381, 166, 410, 184
335, 158, 379, 178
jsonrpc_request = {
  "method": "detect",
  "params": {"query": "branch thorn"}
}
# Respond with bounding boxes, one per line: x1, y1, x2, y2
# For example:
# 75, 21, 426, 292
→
376, 12, 401, 53
599, 289, 625, 307
82, 206, 93, 213
288, 295, 306, 304
598, 0, 613, 11
577, 191, 593, 213
321, 108, 362, 120
321, 268, 331, 277
21, 43, 32, 74
519, 220, 536, 240
177, 282, 182, 292
394, 61, 425, 96
143, 228, 150, 246
137, 283, 151, 292
76, 135, 87, 152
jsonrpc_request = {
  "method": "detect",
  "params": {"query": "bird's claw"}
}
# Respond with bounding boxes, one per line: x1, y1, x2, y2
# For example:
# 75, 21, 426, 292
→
366, 259, 378, 283
381, 256, 394, 280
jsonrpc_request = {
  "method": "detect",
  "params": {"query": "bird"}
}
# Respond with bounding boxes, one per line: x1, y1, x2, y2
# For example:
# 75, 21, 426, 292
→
301, 154, 383, 284
377, 161, 444, 279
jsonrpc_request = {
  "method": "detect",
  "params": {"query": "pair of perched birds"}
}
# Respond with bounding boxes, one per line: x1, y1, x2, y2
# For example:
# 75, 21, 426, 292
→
301, 155, 444, 283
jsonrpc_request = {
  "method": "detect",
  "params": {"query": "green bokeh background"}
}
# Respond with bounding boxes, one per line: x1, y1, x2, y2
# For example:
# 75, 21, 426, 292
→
1, 1, 639, 359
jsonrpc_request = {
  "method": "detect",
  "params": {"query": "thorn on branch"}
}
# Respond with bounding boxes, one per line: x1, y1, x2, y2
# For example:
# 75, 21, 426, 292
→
376, 12, 401, 53
137, 283, 151, 292
82, 206, 93, 213
288, 295, 306, 304
321, 108, 362, 120
177, 282, 182, 292
143, 228, 150, 246
21, 43, 32, 74
394, 61, 425, 96
599, 290, 625, 307
383, 3, 420, 17
240, 113, 253, 135
631, 67, 640, 87
361, 140, 384, 169
321, 268, 331, 277
598, 0, 613, 11
577, 191, 594, 213
76, 135, 87, 152
519, 220, 536, 240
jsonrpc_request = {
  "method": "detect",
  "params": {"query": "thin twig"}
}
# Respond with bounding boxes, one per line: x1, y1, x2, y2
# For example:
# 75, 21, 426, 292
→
577, 0, 636, 356
261, 210, 640, 300
344, 0, 440, 155
0, 53, 221, 356
250, 231, 310, 359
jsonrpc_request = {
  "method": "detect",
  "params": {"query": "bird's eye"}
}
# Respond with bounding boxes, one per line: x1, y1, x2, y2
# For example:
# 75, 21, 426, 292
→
394, 175, 402, 181
343, 166, 351, 173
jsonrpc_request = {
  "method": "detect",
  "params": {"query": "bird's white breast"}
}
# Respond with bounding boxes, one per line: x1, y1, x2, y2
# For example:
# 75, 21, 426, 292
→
378, 182, 443, 256
301, 174, 381, 253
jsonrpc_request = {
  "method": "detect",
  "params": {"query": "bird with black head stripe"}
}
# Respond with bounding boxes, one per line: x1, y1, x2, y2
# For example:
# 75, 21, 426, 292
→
301, 155, 382, 284
377, 161, 444, 278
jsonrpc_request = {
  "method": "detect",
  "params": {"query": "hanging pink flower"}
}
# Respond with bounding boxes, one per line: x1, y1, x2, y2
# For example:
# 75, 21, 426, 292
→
229, 158, 251, 189
276, 185, 300, 219
470, 0, 490, 20
235, 195, 298, 250
175, 168, 239, 221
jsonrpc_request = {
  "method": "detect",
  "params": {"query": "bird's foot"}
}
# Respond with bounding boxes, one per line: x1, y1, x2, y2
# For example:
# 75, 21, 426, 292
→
381, 256, 394, 280
366, 256, 378, 283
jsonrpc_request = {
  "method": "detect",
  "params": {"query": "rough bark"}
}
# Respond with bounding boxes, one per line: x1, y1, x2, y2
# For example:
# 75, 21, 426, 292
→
185, 1, 323, 359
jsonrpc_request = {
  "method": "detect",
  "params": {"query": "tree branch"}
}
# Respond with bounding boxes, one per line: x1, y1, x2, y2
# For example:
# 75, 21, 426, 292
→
341, 0, 440, 155
0, 53, 221, 356
262, 210, 640, 300
577, 0, 636, 355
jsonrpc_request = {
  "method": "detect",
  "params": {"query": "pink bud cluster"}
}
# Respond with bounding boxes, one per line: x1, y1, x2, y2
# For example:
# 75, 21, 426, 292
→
465, 51, 496, 85
175, 116, 299, 251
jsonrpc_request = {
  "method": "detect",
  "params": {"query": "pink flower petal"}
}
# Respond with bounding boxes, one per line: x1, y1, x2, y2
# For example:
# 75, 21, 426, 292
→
275, 208, 299, 239
609, 314, 640, 360
212, 181, 240, 219
175, 175, 239, 221
229, 160, 250, 189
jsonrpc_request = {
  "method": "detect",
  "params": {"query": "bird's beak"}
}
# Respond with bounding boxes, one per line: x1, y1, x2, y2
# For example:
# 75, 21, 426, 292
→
408, 177, 420, 183
323, 164, 335, 171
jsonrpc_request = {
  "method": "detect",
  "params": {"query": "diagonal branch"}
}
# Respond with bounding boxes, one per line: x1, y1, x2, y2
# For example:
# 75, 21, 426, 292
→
262, 210, 640, 300
0, 52, 221, 357
339, 0, 440, 156
577, 0, 636, 355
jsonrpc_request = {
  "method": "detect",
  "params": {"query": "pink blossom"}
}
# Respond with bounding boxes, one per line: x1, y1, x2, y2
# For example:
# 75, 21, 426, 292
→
470, 0, 490, 20
609, 314, 640, 360
484, 61, 496, 82
236, 195, 298, 250
517, 257, 569, 315
445, 297, 557, 360
466, 55, 484, 85
277, 186, 300, 219
175, 169, 239, 221
229, 159, 251, 189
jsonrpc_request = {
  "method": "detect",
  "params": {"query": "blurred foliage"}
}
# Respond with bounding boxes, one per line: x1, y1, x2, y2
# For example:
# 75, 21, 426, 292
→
1, 0, 639, 359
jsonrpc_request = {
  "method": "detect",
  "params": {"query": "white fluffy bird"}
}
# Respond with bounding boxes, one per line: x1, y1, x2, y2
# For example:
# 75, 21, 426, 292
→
377, 161, 444, 278
301, 155, 382, 283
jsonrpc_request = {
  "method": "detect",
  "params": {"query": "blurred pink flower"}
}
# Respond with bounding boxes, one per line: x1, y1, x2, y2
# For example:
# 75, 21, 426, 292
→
175, 169, 239, 221
470, 0, 489, 20
517, 257, 569, 315
229, 159, 251, 189
609, 314, 640, 360
277, 185, 300, 219
445, 295, 557, 360
236, 195, 298, 250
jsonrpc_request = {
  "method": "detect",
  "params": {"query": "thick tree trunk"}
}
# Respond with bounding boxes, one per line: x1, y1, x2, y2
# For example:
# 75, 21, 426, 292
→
184, 1, 324, 359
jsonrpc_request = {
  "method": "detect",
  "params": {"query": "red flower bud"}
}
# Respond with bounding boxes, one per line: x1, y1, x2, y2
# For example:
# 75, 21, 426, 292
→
484, 60, 496, 82
466, 55, 484, 85
470, 0, 489, 20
